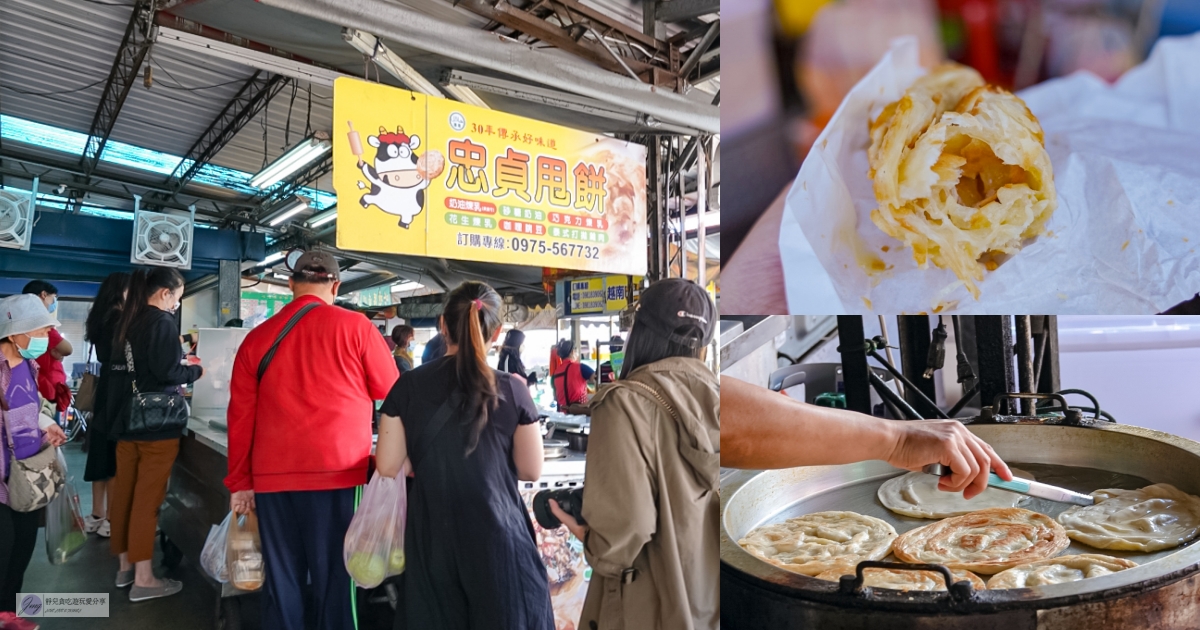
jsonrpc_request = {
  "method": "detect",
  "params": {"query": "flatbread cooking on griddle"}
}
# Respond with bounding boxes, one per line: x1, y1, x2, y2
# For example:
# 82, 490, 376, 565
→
892, 507, 1070, 574
1056, 483, 1200, 552
738, 511, 897, 576
877, 468, 1035, 519
987, 553, 1138, 589
814, 560, 987, 592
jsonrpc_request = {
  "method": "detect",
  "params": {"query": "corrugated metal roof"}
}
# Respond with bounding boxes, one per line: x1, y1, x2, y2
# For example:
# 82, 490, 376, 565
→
0, 0, 129, 136
3, 0, 709, 213
110, 41, 257, 159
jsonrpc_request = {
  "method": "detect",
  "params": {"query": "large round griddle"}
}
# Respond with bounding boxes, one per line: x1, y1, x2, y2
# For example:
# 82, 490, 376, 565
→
721, 420, 1200, 614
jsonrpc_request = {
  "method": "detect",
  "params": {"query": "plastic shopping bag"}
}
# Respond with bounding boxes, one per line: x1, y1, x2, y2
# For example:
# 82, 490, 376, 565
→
45, 481, 86, 565
201, 512, 233, 583
225, 511, 264, 591
343, 473, 407, 588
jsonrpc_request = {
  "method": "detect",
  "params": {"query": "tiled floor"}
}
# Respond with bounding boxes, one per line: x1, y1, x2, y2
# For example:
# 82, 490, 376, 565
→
19, 442, 395, 629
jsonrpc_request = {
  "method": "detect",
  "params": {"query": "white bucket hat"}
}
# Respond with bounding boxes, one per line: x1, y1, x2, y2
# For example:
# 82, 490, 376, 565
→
0, 294, 61, 339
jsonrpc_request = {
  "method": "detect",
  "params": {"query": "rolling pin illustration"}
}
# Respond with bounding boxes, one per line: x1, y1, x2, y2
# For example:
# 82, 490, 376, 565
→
348, 121, 364, 165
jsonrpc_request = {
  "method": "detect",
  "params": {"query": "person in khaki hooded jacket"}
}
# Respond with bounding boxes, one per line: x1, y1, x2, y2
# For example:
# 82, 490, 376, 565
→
550, 278, 719, 630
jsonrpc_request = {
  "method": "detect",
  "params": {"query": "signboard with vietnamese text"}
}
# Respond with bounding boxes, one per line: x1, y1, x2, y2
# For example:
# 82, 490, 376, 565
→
333, 78, 648, 276
558, 275, 641, 316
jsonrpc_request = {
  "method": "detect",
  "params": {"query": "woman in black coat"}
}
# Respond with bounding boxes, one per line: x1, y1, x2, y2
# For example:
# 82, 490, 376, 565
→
82, 271, 130, 538
496, 329, 537, 386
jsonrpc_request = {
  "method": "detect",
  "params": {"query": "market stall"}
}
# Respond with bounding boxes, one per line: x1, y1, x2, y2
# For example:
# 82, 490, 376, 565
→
161, 323, 597, 629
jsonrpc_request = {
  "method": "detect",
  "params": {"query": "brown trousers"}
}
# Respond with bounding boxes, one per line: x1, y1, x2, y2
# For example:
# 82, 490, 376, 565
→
109, 439, 179, 563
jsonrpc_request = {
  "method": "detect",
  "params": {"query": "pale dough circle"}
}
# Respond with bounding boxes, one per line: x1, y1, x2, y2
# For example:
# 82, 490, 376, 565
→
814, 560, 987, 592
1057, 483, 1200, 552
738, 511, 898, 576
878, 468, 1034, 519
892, 507, 1070, 574
987, 553, 1138, 589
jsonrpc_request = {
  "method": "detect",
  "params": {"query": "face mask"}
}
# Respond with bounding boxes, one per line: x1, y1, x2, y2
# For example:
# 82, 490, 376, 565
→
17, 335, 49, 360
47, 299, 57, 314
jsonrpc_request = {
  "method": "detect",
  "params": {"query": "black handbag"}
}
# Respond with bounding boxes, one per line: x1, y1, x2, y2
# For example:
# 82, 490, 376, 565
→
122, 341, 190, 436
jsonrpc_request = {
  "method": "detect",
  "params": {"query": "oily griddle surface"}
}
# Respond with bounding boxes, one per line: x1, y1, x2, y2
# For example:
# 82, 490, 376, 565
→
762, 463, 1193, 569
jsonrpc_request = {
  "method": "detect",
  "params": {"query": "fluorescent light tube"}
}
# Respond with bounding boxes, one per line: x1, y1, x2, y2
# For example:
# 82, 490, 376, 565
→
262, 251, 286, 264
308, 207, 338, 227
266, 197, 311, 227
250, 137, 332, 189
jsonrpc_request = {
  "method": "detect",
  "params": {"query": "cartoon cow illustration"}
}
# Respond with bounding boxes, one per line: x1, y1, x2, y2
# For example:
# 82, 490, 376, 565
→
356, 126, 430, 229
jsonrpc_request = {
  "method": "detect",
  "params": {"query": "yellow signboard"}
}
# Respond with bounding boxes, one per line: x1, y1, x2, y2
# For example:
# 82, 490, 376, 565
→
570, 277, 607, 314
333, 78, 648, 276
559, 275, 639, 316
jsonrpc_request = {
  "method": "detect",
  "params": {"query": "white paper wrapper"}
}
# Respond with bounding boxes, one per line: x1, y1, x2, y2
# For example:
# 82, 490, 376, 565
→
782, 34, 1200, 314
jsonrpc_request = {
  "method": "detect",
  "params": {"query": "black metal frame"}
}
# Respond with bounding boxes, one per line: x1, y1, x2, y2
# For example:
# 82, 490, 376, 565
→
834, 316, 1063, 420
837, 316, 872, 415
458, 0, 687, 89
897, 316, 939, 418
165, 72, 292, 196
80, 0, 156, 178
974, 316, 1016, 415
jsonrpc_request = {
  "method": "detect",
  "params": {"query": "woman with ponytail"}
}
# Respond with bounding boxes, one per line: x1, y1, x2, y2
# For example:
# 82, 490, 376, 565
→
107, 267, 203, 603
376, 281, 553, 630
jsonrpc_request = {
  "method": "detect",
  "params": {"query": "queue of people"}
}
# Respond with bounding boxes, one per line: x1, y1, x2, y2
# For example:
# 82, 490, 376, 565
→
0, 265, 720, 630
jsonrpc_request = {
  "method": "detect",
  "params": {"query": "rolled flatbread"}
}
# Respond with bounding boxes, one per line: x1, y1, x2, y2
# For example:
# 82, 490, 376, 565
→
738, 511, 897, 576
1056, 483, 1200, 552
987, 553, 1137, 589
868, 63, 1057, 298
814, 560, 987, 592
892, 507, 1070, 574
878, 468, 1034, 519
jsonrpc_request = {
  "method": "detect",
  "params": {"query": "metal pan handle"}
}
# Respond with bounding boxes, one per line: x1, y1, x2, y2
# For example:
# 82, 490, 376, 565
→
836, 560, 975, 603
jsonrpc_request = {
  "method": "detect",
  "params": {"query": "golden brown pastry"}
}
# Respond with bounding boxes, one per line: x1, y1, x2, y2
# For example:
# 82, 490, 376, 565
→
987, 554, 1137, 589
868, 64, 1057, 298
892, 507, 1070, 574
738, 511, 897, 576
1057, 483, 1200, 552
814, 559, 987, 591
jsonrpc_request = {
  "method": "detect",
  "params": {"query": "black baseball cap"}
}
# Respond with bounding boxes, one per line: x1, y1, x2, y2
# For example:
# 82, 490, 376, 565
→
292, 250, 341, 281
634, 278, 715, 349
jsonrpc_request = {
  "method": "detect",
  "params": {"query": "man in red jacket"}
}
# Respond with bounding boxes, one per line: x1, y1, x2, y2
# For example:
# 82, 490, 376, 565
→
224, 251, 398, 630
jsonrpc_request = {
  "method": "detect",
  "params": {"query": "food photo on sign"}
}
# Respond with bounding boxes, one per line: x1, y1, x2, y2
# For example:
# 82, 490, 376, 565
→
333, 78, 648, 276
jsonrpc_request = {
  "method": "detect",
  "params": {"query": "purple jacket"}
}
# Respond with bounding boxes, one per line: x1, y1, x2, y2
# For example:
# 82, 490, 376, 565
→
0, 358, 45, 506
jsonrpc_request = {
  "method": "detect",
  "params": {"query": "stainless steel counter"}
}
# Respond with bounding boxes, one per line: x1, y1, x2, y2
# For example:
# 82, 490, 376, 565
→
184, 416, 229, 456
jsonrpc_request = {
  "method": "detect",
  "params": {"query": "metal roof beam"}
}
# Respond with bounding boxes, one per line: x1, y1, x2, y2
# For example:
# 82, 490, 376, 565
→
657, 0, 720, 22
257, 0, 719, 133
80, 0, 156, 177
167, 71, 292, 194
453, 0, 681, 89
0, 152, 254, 217
155, 25, 348, 86
342, 29, 489, 109
442, 70, 702, 135
679, 20, 718, 79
